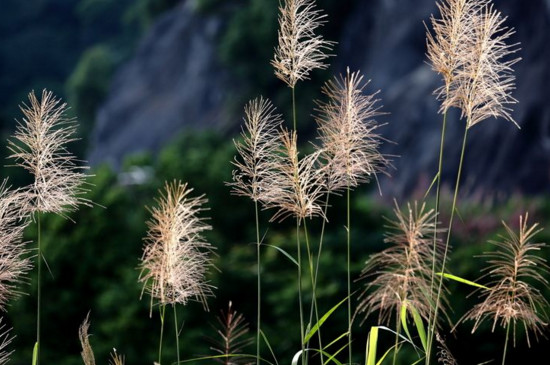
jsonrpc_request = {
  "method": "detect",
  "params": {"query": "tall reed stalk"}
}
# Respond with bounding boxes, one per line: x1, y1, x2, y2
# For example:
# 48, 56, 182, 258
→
7, 90, 91, 364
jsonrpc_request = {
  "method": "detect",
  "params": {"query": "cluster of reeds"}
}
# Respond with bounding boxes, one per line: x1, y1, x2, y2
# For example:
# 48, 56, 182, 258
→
0, 0, 547, 364
229, 0, 548, 365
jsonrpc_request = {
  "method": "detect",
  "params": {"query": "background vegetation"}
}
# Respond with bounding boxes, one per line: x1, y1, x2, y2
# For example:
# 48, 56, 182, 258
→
0, 1, 549, 364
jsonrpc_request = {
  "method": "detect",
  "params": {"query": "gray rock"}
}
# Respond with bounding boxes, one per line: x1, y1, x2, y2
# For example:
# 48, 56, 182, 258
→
337, 0, 550, 198
90, 0, 550, 198
88, 1, 232, 168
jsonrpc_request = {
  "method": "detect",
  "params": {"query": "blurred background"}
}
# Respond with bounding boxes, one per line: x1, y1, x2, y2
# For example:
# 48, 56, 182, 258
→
0, 0, 549, 364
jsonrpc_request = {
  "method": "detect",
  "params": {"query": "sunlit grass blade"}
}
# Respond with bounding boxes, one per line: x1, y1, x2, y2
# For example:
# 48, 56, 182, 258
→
409, 306, 427, 352
303, 295, 349, 344
32, 342, 38, 365
262, 243, 299, 267
366, 326, 379, 365
436, 272, 489, 290
401, 301, 412, 343
423, 172, 440, 199
292, 348, 346, 365
325, 331, 350, 349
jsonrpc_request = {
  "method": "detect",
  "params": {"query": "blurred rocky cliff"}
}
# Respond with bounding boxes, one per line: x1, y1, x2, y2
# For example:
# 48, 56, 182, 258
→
89, 0, 550, 198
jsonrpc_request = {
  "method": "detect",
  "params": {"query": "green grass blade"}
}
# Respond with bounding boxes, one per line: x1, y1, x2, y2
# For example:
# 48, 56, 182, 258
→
376, 344, 397, 365
400, 301, 412, 342
325, 331, 350, 349
32, 342, 38, 365
436, 272, 489, 290
303, 295, 349, 344
423, 172, 440, 199
262, 244, 298, 267
322, 344, 348, 365
260, 329, 279, 365
366, 327, 379, 365
409, 306, 427, 352
410, 356, 425, 365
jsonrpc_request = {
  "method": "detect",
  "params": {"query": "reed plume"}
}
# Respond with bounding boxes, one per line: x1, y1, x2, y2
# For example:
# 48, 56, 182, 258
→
428, 1, 520, 129
454, 4, 520, 129
229, 97, 283, 202
315, 68, 389, 192
78, 313, 96, 365
209, 301, 253, 365
0, 320, 13, 365
109, 349, 125, 365
7, 89, 91, 217
271, 0, 334, 88
358, 201, 444, 324
0, 181, 32, 310
139, 181, 215, 312
261, 129, 325, 222
459, 214, 549, 347
427, 0, 488, 105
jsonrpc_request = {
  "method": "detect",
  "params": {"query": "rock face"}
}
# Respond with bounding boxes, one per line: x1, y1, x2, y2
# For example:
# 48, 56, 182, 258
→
90, 0, 550, 197
88, 1, 232, 167
338, 0, 550, 198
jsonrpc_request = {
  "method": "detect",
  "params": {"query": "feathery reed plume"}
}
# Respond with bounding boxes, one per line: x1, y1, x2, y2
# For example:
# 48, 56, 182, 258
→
271, 0, 334, 88
109, 349, 125, 365
209, 301, 253, 365
7, 89, 91, 217
315, 68, 389, 192
78, 313, 96, 365
436, 334, 458, 365
427, 0, 488, 105
229, 97, 283, 202
459, 214, 549, 347
0, 181, 32, 310
358, 201, 444, 324
442, 3, 520, 128
0, 319, 13, 365
139, 181, 215, 313
262, 129, 325, 222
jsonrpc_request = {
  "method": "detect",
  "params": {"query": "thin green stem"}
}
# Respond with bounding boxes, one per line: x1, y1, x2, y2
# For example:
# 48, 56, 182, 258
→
292, 87, 297, 131
296, 219, 305, 365
173, 304, 180, 365
426, 109, 448, 364
303, 219, 324, 365
254, 200, 261, 365
159, 304, 166, 365
313, 194, 330, 290
392, 315, 402, 365
428, 124, 469, 365
36, 212, 42, 365
502, 323, 511, 365
347, 186, 352, 364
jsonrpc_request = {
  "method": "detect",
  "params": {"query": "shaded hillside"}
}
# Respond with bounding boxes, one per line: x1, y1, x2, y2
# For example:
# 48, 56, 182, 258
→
89, 0, 550, 198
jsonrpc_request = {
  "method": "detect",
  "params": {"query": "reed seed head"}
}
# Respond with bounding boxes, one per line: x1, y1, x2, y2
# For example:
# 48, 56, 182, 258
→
78, 313, 96, 365
0, 319, 13, 365
7, 90, 91, 217
427, 0, 520, 129
315, 68, 389, 193
357, 201, 444, 325
271, 0, 335, 88
139, 181, 215, 313
229, 97, 283, 202
261, 129, 325, 222
0, 181, 32, 311
209, 301, 253, 365
109, 349, 125, 365
460, 214, 549, 346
